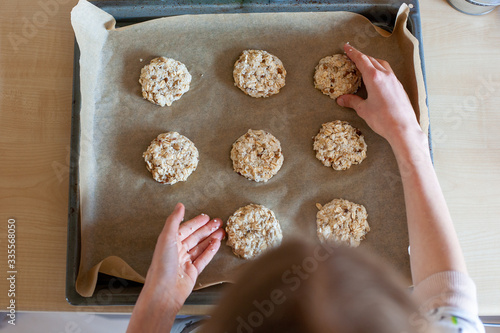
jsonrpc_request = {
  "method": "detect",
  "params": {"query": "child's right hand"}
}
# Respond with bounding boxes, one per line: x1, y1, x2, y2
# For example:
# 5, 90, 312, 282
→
337, 44, 423, 146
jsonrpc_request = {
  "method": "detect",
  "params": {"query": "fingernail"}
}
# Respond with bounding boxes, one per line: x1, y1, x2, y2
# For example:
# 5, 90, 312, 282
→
201, 213, 206, 216
337, 97, 344, 106
345, 43, 355, 53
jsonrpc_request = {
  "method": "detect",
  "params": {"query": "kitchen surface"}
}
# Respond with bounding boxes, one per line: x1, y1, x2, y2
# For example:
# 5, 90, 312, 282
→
0, 0, 499, 325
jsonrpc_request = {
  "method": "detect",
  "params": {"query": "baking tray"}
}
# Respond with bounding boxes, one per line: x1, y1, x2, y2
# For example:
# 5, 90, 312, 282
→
66, 0, 430, 306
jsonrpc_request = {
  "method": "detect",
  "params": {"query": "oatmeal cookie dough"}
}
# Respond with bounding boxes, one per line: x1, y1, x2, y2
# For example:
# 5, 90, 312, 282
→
233, 50, 286, 98
313, 120, 367, 171
314, 54, 361, 100
226, 204, 283, 259
316, 199, 369, 247
143, 132, 199, 185
231, 129, 284, 182
139, 57, 192, 106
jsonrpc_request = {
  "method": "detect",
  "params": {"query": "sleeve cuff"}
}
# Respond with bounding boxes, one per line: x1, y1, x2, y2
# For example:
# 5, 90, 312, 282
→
412, 271, 479, 315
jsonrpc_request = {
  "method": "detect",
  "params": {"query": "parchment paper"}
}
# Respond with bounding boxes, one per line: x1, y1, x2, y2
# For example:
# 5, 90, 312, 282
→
71, 0, 429, 297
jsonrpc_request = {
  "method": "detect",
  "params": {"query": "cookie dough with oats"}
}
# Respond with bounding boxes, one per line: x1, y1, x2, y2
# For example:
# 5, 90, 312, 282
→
139, 57, 192, 106
314, 54, 361, 100
226, 204, 283, 259
233, 50, 286, 98
143, 132, 199, 185
313, 120, 367, 171
316, 199, 369, 247
231, 129, 284, 182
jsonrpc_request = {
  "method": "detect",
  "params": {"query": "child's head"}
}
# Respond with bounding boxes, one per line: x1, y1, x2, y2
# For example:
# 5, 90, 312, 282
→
204, 239, 426, 333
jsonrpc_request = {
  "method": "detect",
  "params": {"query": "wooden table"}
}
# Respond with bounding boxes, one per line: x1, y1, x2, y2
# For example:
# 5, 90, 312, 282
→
0, 0, 499, 315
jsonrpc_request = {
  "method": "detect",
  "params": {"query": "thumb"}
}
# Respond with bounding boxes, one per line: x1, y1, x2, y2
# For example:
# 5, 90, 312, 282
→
337, 94, 364, 110
162, 203, 185, 237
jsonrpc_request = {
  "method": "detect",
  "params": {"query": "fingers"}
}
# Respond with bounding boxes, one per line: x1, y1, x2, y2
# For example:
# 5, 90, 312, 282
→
158, 203, 185, 244
182, 218, 224, 251
192, 237, 223, 274
148, 203, 185, 278
178, 214, 211, 241
367, 56, 386, 72
343, 43, 376, 75
376, 58, 393, 72
187, 228, 225, 259
337, 94, 364, 110
344, 43, 392, 74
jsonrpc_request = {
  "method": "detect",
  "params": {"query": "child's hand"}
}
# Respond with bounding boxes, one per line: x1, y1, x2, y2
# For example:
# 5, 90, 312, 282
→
337, 44, 423, 145
127, 203, 225, 333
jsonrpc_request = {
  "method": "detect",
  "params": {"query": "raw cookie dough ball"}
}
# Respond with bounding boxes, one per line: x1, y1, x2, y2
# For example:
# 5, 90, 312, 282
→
226, 204, 283, 259
313, 120, 367, 171
233, 50, 287, 98
316, 199, 369, 247
231, 129, 284, 182
143, 132, 199, 185
314, 54, 362, 99
139, 57, 192, 106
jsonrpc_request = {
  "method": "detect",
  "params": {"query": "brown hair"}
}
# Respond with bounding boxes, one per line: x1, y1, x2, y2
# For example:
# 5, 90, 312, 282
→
204, 239, 427, 333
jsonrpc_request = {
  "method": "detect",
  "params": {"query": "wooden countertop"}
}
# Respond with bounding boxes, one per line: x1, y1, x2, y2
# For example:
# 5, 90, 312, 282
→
0, 0, 499, 315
